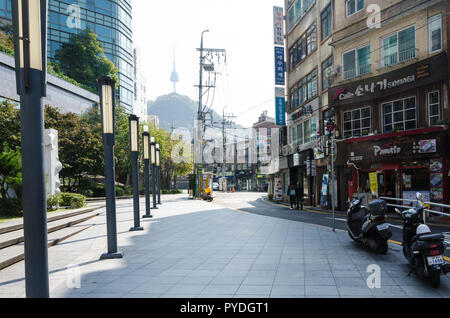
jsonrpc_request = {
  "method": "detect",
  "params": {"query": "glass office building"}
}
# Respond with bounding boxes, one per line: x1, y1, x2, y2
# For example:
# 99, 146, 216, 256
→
0, 0, 134, 113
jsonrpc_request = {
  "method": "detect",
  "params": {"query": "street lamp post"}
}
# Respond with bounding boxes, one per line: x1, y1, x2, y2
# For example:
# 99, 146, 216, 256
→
150, 137, 158, 209
98, 76, 122, 260
142, 126, 152, 218
12, 0, 49, 298
156, 144, 161, 205
129, 115, 143, 232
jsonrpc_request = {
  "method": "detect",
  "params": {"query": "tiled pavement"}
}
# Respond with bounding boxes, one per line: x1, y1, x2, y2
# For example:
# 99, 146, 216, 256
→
0, 194, 449, 298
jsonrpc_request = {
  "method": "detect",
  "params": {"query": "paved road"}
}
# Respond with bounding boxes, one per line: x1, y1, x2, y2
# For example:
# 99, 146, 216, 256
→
213, 192, 450, 260
0, 193, 448, 298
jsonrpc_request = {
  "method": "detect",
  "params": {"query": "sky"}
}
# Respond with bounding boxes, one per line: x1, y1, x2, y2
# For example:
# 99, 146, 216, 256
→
131, 0, 284, 128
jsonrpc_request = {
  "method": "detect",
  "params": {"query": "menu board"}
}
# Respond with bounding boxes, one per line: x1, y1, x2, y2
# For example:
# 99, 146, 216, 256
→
429, 159, 444, 202
274, 178, 283, 201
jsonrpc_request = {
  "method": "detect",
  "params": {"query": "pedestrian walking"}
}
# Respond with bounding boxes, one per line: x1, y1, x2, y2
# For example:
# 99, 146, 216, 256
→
296, 182, 304, 210
289, 185, 296, 210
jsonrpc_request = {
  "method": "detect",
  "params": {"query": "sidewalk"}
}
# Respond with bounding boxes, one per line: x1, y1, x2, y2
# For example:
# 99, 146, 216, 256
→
0, 194, 448, 298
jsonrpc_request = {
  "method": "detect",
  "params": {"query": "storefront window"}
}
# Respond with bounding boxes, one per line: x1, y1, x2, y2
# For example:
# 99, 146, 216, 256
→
428, 91, 440, 126
382, 96, 416, 133
402, 169, 429, 192
343, 106, 371, 139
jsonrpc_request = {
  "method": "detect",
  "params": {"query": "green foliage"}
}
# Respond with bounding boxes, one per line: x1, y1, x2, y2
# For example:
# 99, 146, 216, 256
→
54, 28, 118, 90
47, 194, 60, 212
0, 25, 14, 56
0, 100, 21, 153
116, 186, 124, 197
45, 105, 104, 190
0, 144, 22, 200
0, 198, 22, 217
48, 62, 97, 94
59, 193, 86, 209
161, 189, 183, 194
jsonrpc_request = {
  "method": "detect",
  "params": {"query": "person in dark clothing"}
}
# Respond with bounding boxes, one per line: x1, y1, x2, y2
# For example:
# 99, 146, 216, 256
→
296, 183, 304, 210
289, 185, 296, 209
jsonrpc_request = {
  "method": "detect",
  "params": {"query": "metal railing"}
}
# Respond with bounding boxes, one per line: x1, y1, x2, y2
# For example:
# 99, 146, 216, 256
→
343, 64, 371, 80
379, 196, 450, 224
382, 48, 417, 67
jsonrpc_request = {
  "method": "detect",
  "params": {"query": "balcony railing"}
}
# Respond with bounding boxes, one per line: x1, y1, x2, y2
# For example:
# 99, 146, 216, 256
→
383, 48, 417, 67
343, 64, 371, 80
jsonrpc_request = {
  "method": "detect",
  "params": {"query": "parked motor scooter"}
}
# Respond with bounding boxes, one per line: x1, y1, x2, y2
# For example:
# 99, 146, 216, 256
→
347, 198, 392, 254
394, 192, 450, 288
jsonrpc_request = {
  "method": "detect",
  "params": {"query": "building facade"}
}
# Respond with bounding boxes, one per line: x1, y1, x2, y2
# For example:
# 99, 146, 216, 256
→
282, 0, 334, 205
0, 0, 135, 113
327, 0, 449, 209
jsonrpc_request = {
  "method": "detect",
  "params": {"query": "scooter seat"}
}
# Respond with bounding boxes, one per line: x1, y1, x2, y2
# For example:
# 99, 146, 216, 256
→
418, 233, 444, 241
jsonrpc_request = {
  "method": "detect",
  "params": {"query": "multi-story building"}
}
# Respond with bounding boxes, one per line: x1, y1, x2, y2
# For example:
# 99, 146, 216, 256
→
327, 0, 449, 209
0, 0, 135, 113
252, 111, 279, 191
133, 47, 147, 119
282, 0, 334, 205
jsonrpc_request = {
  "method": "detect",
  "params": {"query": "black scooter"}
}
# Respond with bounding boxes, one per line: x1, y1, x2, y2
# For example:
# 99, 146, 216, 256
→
347, 198, 392, 254
394, 194, 450, 288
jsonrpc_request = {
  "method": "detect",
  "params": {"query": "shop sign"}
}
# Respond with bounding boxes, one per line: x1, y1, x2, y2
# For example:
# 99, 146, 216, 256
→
311, 160, 316, 177
273, 6, 284, 46
291, 104, 313, 122
334, 75, 417, 101
328, 53, 448, 106
293, 153, 300, 166
374, 145, 401, 157
414, 139, 437, 154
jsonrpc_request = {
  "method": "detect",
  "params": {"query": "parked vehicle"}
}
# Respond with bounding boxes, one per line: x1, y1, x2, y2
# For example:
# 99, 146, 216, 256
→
212, 182, 219, 191
394, 192, 450, 288
347, 198, 392, 254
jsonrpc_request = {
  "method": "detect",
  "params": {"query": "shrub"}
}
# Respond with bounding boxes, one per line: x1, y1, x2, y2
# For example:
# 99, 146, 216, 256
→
116, 187, 124, 197
91, 184, 106, 197
59, 193, 86, 209
0, 198, 22, 217
162, 189, 182, 194
268, 194, 273, 201
47, 194, 60, 211
80, 188, 94, 198
123, 185, 133, 195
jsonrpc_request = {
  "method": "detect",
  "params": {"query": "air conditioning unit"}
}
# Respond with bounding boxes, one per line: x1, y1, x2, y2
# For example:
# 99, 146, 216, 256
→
326, 65, 341, 78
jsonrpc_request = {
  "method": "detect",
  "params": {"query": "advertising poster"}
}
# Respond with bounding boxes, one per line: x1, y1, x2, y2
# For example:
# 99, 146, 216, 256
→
274, 177, 283, 201
429, 159, 444, 202
321, 174, 329, 207
369, 172, 378, 196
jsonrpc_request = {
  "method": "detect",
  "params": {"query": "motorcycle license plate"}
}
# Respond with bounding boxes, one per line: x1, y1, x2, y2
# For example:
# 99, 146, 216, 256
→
427, 255, 444, 266
377, 224, 389, 231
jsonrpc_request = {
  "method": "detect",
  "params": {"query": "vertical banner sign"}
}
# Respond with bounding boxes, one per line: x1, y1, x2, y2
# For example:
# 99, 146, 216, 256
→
275, 87, 286, 126
274, 46, 285, 85
369, 172, 378, 196
273, 6, 284, 46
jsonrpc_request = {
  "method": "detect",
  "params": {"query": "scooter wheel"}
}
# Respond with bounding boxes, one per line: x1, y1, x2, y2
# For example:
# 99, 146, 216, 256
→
431, 271, 440, 288
378, 241, 388, 254
348, 231, 358, 242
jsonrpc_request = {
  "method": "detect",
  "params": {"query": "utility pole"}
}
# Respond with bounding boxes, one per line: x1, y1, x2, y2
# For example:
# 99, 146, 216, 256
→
194, 30, 226, 198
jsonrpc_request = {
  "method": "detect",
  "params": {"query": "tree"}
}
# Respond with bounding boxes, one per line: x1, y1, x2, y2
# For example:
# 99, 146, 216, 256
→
54, 28, 118, 90
0, 100, 21, 153
44, 105, 104, 190
0, 144, 22, 199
